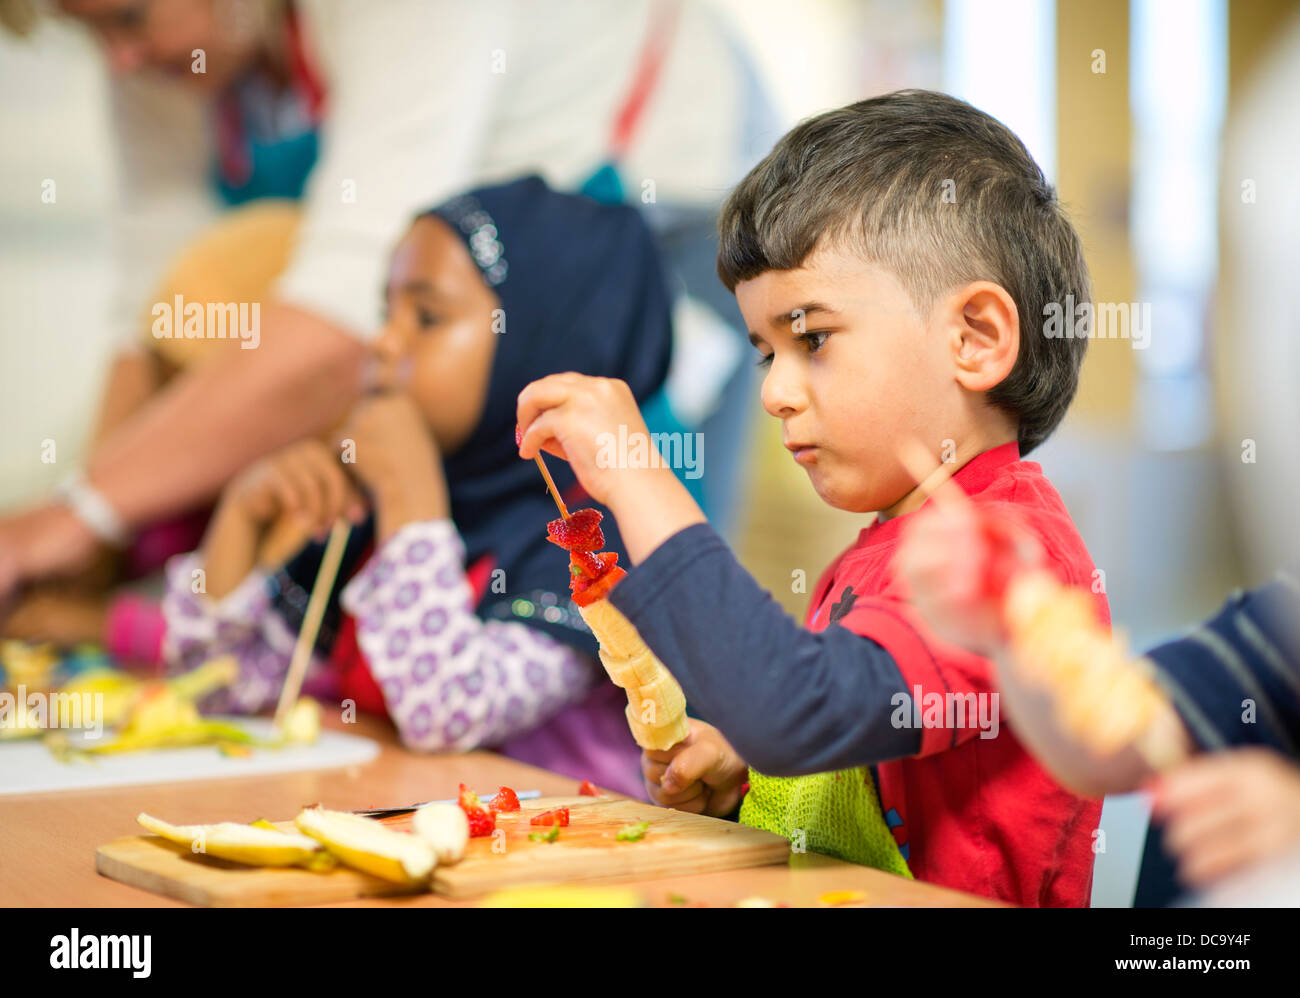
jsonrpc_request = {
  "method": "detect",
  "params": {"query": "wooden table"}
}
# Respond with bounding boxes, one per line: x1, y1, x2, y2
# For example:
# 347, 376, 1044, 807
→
0, 714, 1001, 908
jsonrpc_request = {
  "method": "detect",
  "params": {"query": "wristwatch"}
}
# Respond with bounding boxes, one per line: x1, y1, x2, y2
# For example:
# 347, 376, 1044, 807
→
55, 471, 130, 547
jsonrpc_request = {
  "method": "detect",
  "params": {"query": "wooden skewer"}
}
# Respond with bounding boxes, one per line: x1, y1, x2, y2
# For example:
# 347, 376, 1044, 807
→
273, 519, 351, 730
897, 436, 968, 512
534, 454, 569, 519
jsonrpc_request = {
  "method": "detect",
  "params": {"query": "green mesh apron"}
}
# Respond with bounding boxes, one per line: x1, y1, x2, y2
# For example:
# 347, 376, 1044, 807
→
739, 766, 911, 877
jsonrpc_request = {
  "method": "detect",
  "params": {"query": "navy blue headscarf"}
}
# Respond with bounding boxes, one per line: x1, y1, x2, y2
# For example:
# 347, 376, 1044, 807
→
272, 176, 674, 656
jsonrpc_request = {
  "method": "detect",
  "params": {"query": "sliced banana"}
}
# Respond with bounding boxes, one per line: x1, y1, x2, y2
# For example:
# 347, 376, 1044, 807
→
294, 806, 435, 885
411, 803, 470, 865
138, 812, 332, 869
583, 598, 689, 752
579, 600, 645, 658
625, 702, 691, 751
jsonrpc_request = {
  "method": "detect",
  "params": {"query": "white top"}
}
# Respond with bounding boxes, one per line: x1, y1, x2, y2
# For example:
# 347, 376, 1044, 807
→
108, 0, 760, 347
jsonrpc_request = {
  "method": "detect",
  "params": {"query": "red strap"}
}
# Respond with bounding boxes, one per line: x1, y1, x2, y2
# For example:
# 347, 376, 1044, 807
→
215, 95, 251, 188
332, 613, 388, 717
284, 3, 327, 120
609, 0, 680, 159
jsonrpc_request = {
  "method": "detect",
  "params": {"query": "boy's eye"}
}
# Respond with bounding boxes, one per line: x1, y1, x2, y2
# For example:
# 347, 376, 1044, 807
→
416, 308, 443, 330
754, 351, 774, 369
798, 331, 830, 354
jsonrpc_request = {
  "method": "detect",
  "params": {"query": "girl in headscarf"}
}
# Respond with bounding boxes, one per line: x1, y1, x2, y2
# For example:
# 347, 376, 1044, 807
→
160, 176, 673, 798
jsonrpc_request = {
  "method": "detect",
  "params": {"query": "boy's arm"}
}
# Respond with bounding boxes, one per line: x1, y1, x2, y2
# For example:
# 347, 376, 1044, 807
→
609, 522, 921, 775
516, 373, 921, 774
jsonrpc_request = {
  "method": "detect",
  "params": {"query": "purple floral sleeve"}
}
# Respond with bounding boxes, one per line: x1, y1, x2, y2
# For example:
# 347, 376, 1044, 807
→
338, 520, 598, 752
160, 553, 338, 713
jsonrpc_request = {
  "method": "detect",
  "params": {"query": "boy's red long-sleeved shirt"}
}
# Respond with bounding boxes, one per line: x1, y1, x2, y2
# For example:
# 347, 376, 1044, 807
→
609, 442, 1107, 907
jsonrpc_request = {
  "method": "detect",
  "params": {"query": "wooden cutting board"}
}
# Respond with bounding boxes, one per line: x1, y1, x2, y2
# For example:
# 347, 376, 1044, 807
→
96, 795, 790, 905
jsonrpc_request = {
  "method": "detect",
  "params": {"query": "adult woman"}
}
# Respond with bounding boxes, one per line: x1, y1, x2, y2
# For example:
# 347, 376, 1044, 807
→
0, 0, 769, 614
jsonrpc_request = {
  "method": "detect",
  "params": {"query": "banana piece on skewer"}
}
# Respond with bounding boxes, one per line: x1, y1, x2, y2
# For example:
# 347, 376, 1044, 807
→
1003, 570, 1185, 770
580, 599, 689, 752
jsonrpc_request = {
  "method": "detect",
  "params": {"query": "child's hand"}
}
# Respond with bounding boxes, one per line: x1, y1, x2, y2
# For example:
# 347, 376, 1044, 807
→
225, 439, 367, 566
515, 373, 653, 508
642, 719, 748, 818
516, 374, 706, 563
338, 393, 449, 541
1151, 747, 1300, 888
896, 499, 1044, 657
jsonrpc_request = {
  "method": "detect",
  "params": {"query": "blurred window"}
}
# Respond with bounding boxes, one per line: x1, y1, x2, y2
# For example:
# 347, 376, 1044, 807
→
1131, 0, 1227, 450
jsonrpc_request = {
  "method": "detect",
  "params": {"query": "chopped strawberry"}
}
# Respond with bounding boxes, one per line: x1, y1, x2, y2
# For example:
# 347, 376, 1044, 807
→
457, 783, 497, 837
571, 567, 626, 607
570, 550, 618, 580
577, 780, 601, 797
547, 508, 605, 552
529, 807, 570, 827
466, 807, 496, 838
457, 783, 480, 812
489, 786, 520, 812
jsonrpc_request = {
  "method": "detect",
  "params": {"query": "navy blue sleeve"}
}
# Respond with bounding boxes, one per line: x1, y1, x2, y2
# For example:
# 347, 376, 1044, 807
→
1145, 567, 1300, 756
607, 522, 919, 774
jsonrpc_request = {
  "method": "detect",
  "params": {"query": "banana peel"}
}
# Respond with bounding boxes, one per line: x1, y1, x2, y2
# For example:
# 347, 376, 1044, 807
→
37, 657, 319, 759
82, 683, 259, 755
57, 667, 143, 728
138, 812, 337, 870
165, 655, 239, 703
294, 806, 436, 885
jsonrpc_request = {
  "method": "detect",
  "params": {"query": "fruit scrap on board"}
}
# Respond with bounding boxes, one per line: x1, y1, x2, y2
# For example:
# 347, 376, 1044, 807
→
577, 780, 601, 796
457, 783, 497, 837
529, 807, 570, 827
615, 821, 650, 842
488, 786, 520, 812
528, 825, 561, 843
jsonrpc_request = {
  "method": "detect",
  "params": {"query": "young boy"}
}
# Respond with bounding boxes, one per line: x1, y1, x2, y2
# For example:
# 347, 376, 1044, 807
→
516, 90, 1103, 906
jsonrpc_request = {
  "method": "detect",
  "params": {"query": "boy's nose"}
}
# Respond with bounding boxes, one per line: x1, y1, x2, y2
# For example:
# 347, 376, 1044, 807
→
760, 361, 807, 418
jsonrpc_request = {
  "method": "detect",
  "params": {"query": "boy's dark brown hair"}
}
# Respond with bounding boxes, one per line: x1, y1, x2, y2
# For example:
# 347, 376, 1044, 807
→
717, 89, 1091, 454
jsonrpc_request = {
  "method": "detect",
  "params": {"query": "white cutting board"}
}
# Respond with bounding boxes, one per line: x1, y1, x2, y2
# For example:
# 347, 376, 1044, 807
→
0, 718, 379, 795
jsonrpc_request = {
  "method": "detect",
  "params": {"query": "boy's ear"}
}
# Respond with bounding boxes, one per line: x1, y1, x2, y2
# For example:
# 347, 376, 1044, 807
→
945, 282, 1020, 392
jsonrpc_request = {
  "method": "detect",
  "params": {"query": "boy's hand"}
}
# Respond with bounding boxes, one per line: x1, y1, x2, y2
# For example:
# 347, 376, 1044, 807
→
516, 373, 706, 563
516, 373, 652, 508
1151, 747, 1300, 888
642, 719, 748, 817
338, 393, 449, 541
896, 499, 1044, 657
